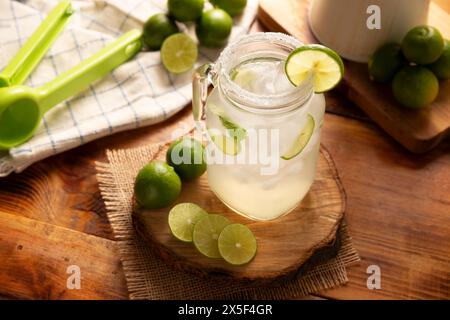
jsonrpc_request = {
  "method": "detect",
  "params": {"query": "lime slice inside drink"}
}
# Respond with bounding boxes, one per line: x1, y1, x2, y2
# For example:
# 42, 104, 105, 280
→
208, 104, 247, 140
285, 44, 344, 93
168, 203, 208, 242
193, 214, 231, 258
218, 224, 257, 265
161, 33, 198, 74
210, 134, 241, 156
207, 104, 246, 155
231, 67, 255, 89
281, 113, 315, 160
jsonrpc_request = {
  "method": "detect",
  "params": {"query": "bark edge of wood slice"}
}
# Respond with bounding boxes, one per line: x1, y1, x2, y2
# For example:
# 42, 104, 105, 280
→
133, 146, 345, 286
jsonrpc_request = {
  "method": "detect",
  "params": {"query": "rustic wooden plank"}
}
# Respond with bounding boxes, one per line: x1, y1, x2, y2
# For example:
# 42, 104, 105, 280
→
0, 107, 194, 240
320, 113, 450, 300
0, 210, 128, 299
1, 110, 448, 299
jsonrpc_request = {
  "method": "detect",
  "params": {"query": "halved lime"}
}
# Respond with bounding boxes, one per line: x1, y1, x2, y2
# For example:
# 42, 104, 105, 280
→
193, 214, 231, 258
281, 114, 315, 160
218, 224, 257, 265
210, 134, 241, 156
285, 44, 344, 93
161, 33, 198, 74
168, 203, 208, 242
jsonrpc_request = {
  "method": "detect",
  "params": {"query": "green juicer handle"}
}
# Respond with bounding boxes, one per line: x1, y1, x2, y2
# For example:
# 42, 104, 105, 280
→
37, 29, 142, 113
0, 0, 73, 87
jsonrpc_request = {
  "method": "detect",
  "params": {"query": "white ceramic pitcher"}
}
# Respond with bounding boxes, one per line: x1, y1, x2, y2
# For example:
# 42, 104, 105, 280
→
309, 0, 430, 62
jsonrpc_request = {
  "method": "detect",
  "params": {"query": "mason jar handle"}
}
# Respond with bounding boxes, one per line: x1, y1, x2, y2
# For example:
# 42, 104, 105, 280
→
193, 63, 215, 134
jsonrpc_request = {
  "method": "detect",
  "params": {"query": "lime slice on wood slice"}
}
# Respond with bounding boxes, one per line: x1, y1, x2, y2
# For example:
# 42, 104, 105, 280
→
285, 44, 344, 93
168, 203, 208, 242
193, 214, 231, 258
218, 224, 257, 265
161, 33, 198, 74
281, 113, 315, 160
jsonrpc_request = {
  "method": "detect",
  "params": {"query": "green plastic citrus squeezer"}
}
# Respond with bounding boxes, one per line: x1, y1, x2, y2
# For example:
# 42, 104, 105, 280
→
0, 1, 142, 150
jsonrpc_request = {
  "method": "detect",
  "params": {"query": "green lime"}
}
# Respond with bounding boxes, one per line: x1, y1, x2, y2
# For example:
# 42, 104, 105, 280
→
168, 203, 208, 242
428, 39, 450, 80
142, 13, 179, 50
134, 160, 181, 209
392, 66, 439, 109
218, 224, 257, 265
168, 0, 204, 22
210, 0, 247, 16
193, 214, 231, 258
281, 114, 315, 160
161, 33, 198, 74
196, 8, 232, 48
285, 44, 344, 93
166, 137, 206, 181
402, 26, 445, 65
368, 43, 406, 83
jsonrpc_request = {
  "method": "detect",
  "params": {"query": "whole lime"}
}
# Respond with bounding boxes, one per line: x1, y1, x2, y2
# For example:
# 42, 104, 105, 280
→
134, 160, 181, 209
196, 8, 232, 48
210, 0, 247, 16
168, 0, 204, 22
166, 137, 206, 181
143, 13, 179, 50
428, 39, 450, 80
402, 26, 444, 65
392, 66, 439, 109
368, 43, 406, 83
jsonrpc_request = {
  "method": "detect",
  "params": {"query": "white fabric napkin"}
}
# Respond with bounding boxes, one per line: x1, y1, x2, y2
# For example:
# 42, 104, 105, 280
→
0, 0, 258, 176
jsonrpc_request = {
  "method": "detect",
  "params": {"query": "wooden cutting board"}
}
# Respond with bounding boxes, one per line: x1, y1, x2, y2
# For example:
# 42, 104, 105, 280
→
258, 0, 450, 153
133, 146, 345, 285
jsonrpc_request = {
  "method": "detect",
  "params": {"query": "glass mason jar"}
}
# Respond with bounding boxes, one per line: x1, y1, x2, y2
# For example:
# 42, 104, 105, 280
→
193, 33, 325, 221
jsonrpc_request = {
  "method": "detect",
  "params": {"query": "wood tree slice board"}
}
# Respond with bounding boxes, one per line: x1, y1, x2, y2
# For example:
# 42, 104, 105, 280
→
258, 0, 450, 153
133, 146, 345, 285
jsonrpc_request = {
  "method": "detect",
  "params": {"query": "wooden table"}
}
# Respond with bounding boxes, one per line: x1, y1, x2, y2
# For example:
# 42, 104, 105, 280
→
0, 4, 449, 300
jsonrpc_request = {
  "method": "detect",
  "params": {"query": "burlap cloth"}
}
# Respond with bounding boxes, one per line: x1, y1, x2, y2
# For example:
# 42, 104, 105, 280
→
96, 142, 360, 299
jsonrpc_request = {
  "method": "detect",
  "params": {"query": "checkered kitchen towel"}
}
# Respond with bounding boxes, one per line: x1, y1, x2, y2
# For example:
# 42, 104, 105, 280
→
0, 0, 258, 176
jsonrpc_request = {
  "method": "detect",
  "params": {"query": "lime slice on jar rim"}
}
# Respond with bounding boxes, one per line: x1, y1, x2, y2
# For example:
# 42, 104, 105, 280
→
281, 113, 315, 160
161, 33, 198, 74
285, 44, 344, 93
193, 214, 231, 258
168, 203, 208, 242
218, 223, 257, 265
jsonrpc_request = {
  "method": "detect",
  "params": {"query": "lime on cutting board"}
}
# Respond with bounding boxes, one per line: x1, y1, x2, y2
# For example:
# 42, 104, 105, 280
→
281, 113, 315, 160
168, 203, 208, 242
285, 44, 344, 93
